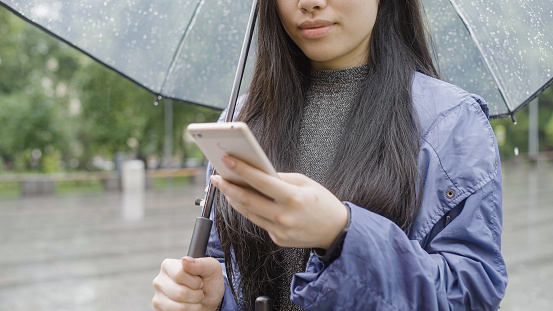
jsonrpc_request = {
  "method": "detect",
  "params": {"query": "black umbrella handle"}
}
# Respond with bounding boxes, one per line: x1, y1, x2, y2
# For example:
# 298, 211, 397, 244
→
188, 176, 217, 258
187, 217, 213, 258
255, 296, 273, 311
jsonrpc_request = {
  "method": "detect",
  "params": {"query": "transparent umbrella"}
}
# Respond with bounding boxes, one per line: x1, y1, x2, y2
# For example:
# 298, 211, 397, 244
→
422, 0, 553, 120
0, 0, 256, 110
1, 0, 552, 119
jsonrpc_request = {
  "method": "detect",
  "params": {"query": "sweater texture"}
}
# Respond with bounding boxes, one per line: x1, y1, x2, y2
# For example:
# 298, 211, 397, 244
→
277, 64, 368, 311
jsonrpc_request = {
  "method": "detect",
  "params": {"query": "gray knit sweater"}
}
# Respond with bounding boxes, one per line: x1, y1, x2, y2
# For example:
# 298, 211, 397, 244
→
276, 64, 368, 311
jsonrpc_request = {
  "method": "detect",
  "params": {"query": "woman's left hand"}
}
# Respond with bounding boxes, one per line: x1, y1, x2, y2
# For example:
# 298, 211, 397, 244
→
210, 155, 348, 250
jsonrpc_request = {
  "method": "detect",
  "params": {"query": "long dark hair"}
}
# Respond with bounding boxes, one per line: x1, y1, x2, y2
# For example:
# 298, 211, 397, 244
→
214, 0, 439, 309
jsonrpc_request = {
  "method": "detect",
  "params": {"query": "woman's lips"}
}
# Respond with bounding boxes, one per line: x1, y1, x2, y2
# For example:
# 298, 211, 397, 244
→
299, 21, 334, 39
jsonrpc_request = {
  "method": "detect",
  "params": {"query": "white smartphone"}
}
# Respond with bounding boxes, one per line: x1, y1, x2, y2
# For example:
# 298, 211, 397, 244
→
187, 122, 278, 186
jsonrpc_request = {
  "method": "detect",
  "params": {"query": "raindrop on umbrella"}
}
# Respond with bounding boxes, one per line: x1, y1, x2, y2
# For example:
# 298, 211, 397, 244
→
154, 95, 162, 106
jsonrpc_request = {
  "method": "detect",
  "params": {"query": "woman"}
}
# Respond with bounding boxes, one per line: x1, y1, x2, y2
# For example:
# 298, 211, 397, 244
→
153, 0, 508, 310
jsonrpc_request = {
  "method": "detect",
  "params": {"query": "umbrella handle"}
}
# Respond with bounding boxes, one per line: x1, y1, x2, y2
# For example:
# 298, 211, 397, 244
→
187, 217, 213, 258
255, 296, 273, 311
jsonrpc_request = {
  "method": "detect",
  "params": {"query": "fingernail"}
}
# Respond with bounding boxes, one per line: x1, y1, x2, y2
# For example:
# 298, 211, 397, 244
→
221, 156, 235, 168
182, 256, 196, 263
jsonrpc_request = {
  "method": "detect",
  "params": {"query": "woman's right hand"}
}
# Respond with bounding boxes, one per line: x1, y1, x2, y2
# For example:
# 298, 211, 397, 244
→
153, 256, 225, 311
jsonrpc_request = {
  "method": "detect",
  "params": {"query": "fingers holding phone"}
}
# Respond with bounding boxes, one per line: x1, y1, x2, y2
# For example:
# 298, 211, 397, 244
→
210, 156, 348, 250
188, 122, 347, 250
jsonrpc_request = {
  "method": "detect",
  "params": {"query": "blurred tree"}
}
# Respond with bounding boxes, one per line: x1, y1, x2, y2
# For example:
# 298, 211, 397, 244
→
490, 86, 553, 159
541, 87, 553, 150
0, 8, 78, 172
0, 6, 220, 172
73, 59, 219, 169
0, 92, 72, 171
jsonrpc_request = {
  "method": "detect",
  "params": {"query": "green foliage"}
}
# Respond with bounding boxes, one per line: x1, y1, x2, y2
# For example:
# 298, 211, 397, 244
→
0, 181, 20, 198
42, 149, 62, 173
0, 90, 73, 171
490, 86, 553, 158
0, 7, 220, 172
56, 180, 103, 195
542, 87, 553, 148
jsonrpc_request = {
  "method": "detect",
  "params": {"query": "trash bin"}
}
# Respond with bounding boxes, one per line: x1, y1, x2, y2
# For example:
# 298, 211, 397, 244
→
121, 160, 145, 192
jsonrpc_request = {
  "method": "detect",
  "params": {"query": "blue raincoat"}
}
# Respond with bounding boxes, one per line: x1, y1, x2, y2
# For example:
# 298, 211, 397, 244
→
206, 72, 507, 310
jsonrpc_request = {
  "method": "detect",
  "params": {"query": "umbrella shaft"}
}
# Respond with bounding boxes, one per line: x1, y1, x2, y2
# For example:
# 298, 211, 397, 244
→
226, 0, 258, 122
200, 0, 258, 220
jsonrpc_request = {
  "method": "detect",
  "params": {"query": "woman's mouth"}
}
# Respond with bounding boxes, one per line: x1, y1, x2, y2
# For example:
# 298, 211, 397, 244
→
299, 21, 335, 39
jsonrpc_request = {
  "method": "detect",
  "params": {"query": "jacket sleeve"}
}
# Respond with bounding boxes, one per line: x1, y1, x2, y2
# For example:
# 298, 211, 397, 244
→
291, 180, 506, 310
290, 98, 507, 310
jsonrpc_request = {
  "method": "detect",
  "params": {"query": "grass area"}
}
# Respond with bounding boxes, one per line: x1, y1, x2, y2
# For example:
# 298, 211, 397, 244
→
152, 176, 193, 190
56, 180, 104, 195
0, 182, 20, 198
0, 176, 195, 199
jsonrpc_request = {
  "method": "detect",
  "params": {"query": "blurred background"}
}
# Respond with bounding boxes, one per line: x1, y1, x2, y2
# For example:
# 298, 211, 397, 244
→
1, 5, 552, 311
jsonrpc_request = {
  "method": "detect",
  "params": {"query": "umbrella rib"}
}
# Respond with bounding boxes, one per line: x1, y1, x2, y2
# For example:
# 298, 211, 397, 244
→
0, 2, 216, 108
446, 0, 514, 118
158, 0, 206, 97
513, 76, 553, 115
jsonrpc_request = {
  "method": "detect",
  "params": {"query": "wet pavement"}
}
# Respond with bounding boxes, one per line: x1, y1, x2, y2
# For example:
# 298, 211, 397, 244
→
500, 160, 553, 310
0, 161, 552, 310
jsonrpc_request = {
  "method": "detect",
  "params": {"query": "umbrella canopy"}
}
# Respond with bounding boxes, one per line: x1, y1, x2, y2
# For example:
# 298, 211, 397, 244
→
423, 0, 553, 119
1, 0, 552, 118
0, 0, 255, 110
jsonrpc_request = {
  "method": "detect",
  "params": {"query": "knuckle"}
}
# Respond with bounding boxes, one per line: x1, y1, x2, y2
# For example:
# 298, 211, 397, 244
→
152, 276, 161, 290
176, 286, 190, 300
273, 213, 293, 228
152, 296, 162, 310
272, 213, 284, 225
285, 190, 302, 205
160, 258, 172, 271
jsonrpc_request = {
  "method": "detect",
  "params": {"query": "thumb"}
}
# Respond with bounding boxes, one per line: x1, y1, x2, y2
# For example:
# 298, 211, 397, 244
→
181, 256, 221, 279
